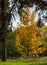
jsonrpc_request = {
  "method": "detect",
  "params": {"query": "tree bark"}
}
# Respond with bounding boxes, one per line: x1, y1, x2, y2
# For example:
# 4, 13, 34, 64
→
1, 0, 7, 61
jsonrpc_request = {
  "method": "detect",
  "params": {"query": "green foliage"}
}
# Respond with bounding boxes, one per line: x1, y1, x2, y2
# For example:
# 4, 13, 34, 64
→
5, 32, 17, 58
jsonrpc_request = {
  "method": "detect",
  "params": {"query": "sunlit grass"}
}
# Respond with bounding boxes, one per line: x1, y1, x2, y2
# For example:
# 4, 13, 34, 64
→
0, 61, 47, 65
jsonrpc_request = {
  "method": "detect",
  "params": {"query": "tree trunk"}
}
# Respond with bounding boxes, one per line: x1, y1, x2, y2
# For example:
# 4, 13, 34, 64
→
1, 0, 7, 61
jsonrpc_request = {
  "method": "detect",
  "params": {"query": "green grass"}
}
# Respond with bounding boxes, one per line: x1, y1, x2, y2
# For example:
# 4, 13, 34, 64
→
0, 62, 47, 65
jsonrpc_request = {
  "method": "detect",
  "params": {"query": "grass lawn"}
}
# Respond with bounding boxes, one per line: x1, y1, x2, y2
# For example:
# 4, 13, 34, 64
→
0, 62, 47, 65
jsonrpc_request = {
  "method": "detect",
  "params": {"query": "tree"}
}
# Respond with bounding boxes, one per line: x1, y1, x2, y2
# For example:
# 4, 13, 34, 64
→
1, 0, 7, 61
15, 9, 46, 57
0, 0, 11, 61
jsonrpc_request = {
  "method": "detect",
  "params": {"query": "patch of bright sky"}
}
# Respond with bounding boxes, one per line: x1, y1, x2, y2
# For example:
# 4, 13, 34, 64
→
30, 4, 39, 22
11, 14, 21, 31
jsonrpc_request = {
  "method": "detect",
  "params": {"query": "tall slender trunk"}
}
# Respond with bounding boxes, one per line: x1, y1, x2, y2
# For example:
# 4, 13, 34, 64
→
1, 0, 7, 61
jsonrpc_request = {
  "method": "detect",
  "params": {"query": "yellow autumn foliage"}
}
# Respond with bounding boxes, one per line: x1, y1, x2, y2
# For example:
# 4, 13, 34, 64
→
15, 7, 46, 57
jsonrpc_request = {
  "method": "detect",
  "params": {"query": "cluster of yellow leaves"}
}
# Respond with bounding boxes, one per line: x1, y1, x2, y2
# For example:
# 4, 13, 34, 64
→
15, 7, 46, 57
